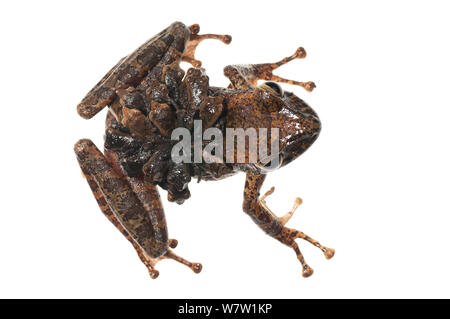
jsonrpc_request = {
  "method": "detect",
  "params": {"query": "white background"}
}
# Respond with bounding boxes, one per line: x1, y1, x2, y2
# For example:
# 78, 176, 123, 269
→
1, 0, 449, 298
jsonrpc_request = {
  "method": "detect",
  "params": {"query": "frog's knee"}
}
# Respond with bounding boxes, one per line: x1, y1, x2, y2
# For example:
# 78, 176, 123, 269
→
74, 139, 94, 152
74, 139, 102, 166
74, 139, 97, 158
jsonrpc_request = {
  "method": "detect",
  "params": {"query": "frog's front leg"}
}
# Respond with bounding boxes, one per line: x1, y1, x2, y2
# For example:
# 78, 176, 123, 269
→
224, 47, 316, 91
74, 139, 202, 278
77, 22, 191, 119
243, 173, 334, 277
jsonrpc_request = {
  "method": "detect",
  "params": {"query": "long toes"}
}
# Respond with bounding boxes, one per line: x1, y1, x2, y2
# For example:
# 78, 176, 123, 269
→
165, 249, 203, 274
278, 197, 303, 226
260, 186, 275, 202
144, 248, 202, 277
283, 227, 334, 277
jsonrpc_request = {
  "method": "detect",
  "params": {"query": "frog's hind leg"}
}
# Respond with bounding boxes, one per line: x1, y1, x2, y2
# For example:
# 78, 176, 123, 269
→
224, 47, 315, 91
81, 171, 161, 278
182, 23, 232, 68
243, 173, 334, 277
74, 139, 202, 278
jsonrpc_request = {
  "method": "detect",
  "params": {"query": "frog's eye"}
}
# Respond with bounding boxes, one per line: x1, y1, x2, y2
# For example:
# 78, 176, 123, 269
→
263, 82, 283, 96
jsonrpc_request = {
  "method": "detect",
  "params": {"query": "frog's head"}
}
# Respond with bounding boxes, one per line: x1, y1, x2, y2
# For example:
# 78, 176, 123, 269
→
254, 82, 321, 172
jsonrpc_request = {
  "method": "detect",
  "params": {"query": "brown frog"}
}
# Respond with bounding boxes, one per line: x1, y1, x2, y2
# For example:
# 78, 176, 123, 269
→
74, 22, 334, 279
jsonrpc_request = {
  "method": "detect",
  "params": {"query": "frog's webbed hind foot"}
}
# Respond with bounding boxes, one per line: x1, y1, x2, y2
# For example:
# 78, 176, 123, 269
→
243, 174, 334, 278
260, 187, 334, 277
143, 239, 203, 279
182, 23, 232, 68
74, 139, 202, 279
277, 227, 335, 278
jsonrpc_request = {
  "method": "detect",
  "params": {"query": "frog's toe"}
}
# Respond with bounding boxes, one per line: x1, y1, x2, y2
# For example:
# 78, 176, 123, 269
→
183, 24, 232, 68
142, 258, 161, 280
192, 262, 203, 274
275, 226, 335, 277
302, 265, 314, 278
324, 248, 335, 260
167, 239, 202, 273
148, 268, 160, 279
260, 191, 334, 277
169, 238, 178, 248
140, 238, 202, 278
189, 23, 200, 35
278, 197, 302, 226
259, 188, 303, 226
165, 249, 203, 274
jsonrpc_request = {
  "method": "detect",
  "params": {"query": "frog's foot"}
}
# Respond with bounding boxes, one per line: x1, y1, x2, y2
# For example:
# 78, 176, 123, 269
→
276, 226, 335, 278
182, 23, 232, 68
259, 187, 334, 278
141, 239, 202, 279
259, 186, 303, 226
254, 46, 316, 92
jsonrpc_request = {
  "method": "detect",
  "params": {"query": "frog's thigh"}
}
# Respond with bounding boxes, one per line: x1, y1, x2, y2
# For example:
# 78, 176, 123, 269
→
74, 139, 169, 258
80, 161, 165, 277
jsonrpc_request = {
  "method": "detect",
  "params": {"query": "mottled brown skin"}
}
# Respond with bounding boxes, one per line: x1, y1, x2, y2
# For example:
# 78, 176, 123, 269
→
75, 22, 333, 278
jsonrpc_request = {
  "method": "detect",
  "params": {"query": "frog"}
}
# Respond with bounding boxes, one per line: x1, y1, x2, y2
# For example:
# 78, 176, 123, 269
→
74, 22, 334, 279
